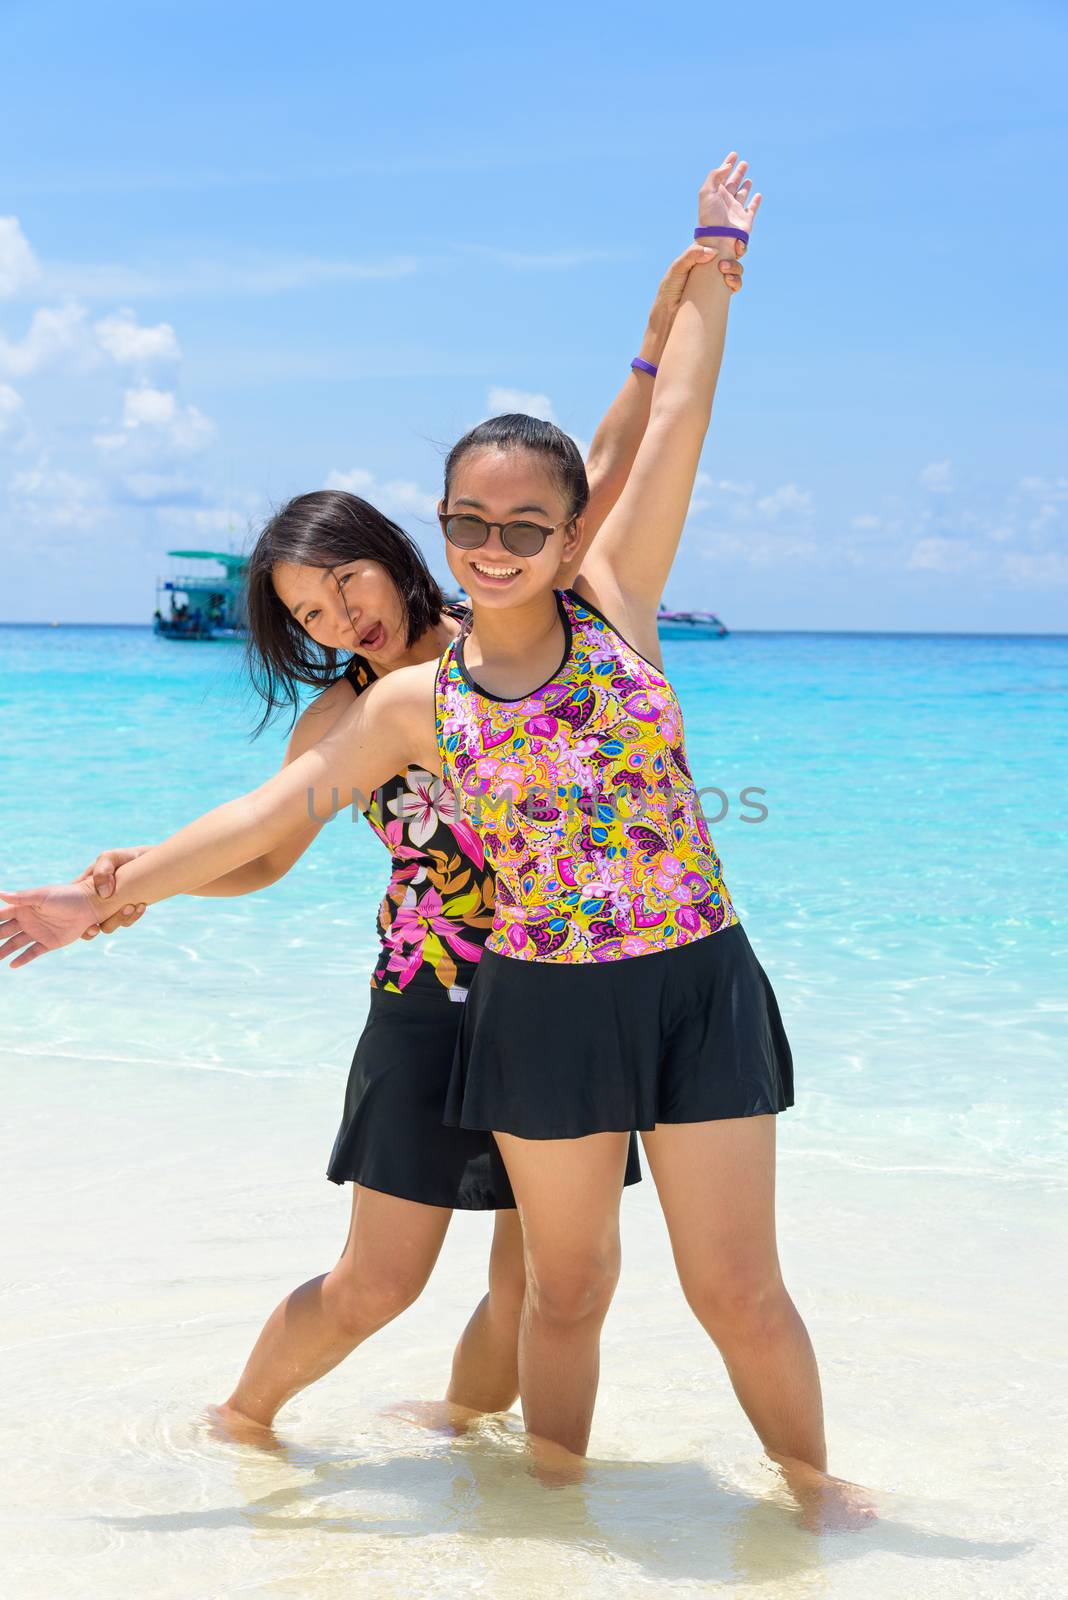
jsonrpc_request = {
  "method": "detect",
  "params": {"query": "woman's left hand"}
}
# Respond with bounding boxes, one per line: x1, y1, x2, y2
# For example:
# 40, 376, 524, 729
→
0, 882, 102, 968
655, 243, 745, 321
642, 243, 745, 364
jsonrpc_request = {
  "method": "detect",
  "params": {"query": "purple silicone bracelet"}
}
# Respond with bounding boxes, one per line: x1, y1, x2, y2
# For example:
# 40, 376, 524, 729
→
694, 225, 750, 244
631, 356, 658, 378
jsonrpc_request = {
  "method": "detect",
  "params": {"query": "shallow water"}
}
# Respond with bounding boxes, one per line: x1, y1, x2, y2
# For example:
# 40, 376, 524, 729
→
2, 624, 1066, 1596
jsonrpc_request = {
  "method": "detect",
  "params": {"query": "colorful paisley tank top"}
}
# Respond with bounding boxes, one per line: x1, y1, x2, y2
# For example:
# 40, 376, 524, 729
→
345, 603, 495, 999
434, 587, 736, 964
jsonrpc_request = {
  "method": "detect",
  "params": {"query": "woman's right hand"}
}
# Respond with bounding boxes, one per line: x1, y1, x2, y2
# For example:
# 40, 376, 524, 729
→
72, 848, 150, 939
697, 150, 762, 239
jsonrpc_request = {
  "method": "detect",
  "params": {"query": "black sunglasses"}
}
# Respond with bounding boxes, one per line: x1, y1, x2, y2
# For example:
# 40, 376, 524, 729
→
438, 511, 571, 559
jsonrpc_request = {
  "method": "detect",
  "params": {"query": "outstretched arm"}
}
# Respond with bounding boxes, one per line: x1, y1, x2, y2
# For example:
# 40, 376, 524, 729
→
560, 242, 745, 580
0, 664, 438, 967
576, 153, 761, 640
75, 677, 361, 937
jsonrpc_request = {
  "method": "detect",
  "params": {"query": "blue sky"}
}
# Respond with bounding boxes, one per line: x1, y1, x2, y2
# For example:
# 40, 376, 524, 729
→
1, 0, 1065, 631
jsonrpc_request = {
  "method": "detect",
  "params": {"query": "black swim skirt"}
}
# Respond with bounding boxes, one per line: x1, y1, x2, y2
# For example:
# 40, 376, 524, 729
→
327, 987, 643, 1207
444, 922, 794, 1141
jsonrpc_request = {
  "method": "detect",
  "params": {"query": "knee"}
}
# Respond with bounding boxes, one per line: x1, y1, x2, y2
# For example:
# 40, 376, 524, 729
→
685, 1263, 790, 1345
327, 1262, 428, 1337
525, 1245, 620, 1329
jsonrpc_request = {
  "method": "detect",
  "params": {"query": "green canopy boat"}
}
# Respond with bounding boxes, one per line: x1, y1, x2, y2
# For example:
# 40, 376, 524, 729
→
154, 550, 248, 640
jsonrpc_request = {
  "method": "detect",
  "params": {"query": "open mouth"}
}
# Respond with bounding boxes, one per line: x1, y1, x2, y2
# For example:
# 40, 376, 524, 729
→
469, 560, 522, 586
358, 621, 386, 651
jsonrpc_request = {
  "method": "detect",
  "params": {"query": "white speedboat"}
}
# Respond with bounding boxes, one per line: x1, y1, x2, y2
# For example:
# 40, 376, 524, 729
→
656, 605, 729, 640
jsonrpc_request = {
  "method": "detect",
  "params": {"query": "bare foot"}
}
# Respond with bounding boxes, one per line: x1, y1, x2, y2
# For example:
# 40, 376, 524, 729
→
204, 1402, 284, 1453
381, 1398, 484, 1437
765, 1453, 879, 1532
525, 1430, 589, 1488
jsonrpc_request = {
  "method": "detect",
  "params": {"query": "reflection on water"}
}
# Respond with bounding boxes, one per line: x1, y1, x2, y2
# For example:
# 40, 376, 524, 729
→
79, 1413, 1030, 1599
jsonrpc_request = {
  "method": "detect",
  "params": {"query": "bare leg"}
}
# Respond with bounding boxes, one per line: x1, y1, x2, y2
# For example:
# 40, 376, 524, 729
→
641, 1116, 827, 1470
214, 1184, 452, 1432
446, 1209, 525, 1413
494, 1131, 629, 1456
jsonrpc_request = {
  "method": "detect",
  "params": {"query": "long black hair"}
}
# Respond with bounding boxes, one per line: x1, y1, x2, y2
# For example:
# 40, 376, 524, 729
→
244, 489, 445, 735
443, 413, 590, 520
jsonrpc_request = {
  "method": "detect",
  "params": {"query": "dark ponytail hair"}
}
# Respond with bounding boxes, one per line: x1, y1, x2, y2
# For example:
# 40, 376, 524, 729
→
243, 489, 445, 735
443, 413, 590, 520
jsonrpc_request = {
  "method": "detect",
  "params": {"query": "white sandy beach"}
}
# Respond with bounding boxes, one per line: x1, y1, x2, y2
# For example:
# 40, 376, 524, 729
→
2, 1043, 1062, 1599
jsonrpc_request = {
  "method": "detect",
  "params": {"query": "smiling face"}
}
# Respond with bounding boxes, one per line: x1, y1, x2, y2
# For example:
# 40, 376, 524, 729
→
440, 446, 584, 609
271, 558, 410, 667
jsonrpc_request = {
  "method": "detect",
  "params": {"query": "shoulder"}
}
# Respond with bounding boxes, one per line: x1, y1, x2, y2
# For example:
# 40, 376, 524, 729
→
284, 675, 358, 763
358, 658, 441, 772
568, 566, 664, 670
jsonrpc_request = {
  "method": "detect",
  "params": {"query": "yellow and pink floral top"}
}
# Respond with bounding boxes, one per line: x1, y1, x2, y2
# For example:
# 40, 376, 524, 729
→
434, 587, 736, 963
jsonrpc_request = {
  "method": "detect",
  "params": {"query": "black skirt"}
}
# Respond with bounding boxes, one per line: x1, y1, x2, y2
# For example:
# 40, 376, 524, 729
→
327, 986, 643, 1207
444, 922, 794, 1140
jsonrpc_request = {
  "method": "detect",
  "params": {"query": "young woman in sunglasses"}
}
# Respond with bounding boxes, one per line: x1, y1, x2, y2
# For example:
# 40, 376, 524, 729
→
4, 157, 841, 1501
19, 235, 744, 1443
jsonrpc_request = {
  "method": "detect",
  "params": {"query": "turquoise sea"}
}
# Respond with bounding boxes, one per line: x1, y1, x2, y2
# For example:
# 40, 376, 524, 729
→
1, 622, 1066, 1598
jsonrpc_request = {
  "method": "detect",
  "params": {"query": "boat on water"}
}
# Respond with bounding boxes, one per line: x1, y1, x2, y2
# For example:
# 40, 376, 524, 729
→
656, 604, 729, 640
154, 550, 248, 640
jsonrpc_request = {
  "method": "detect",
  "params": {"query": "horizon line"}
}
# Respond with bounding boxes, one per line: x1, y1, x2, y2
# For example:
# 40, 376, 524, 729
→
2, 620, 1066, 642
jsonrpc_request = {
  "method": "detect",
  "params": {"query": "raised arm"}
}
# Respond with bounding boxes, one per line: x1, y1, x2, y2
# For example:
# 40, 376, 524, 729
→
0, 663, 439, 968
575, 153, 761, 642
557, 242, 744, 583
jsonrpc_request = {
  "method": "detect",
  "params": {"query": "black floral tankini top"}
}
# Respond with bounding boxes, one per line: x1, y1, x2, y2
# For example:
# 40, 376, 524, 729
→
344, 603, 495, 1002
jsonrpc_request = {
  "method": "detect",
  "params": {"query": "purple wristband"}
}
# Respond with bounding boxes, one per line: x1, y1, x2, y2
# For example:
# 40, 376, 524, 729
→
631, 356, 658, 378
694, 225, 750, 244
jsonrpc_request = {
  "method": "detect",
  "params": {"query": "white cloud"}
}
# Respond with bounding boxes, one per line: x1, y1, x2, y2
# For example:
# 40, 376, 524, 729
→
158, 505, 247, 536
1028, 503, 1059, 536
486, 386, 557, 422
94, 385, 214, 457
1002, 550, 1068, 586
324, 467, 374, 495
457, 244, 632, 272
41, 253, 419, 301
9, 462, 105, 527
850, 513, 882, 530
0, 301, 178, 378
698, 529, 823, 568
0, 217, 40, 297
755, 483, 813, 520
125, 387, 179, 427
381, 479, 439, 517
690, 474, 756, 515
0, 301, 90, 378
0, 383, 23, 431
325, 466, 438, 521
94, 309, 180, 365
118, 471, 204, 504
907, 537, 977, 573
919, 459, 954, 493
1018, 475, 1068, 501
